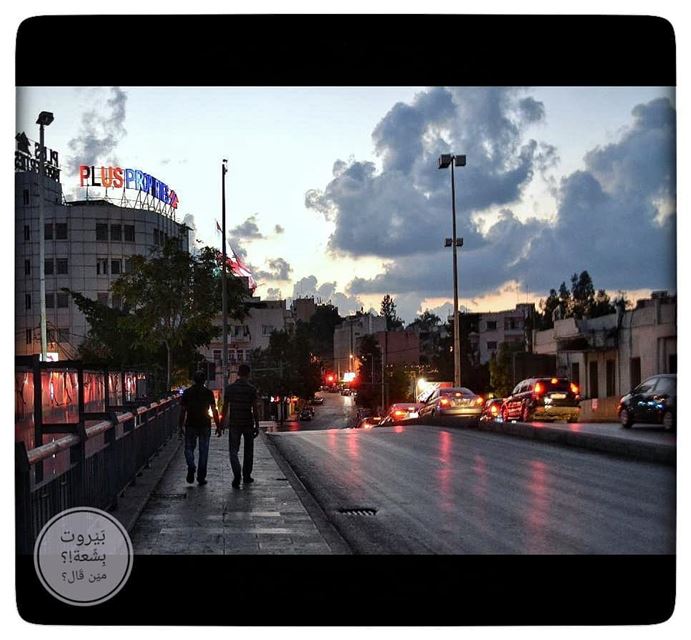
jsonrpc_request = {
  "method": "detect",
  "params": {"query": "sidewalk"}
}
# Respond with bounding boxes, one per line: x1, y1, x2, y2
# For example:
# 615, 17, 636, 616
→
130, 422, 348, 555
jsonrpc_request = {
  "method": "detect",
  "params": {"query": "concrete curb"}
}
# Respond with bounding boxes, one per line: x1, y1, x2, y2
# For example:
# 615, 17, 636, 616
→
402, 416, 676, 466
109, 434, 183, 533
262, 429, 353, 554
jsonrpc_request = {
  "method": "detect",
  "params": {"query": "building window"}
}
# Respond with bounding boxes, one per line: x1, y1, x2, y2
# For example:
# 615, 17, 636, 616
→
96, 223, 108, 241
55, 223, 68, 240
213, 350, 221, 366
44, 259, 54, 275
588, 361, 599, 398
56, 258, 68, 275
228, 349, 236, 362
56, 292, 69, 308
97, 258, 109, 275
486, 320, 497, 331
669, 354, 677, 374
262, 325, 274, 336
26, 329, 32, 345
504, 317, 521, 331
25, 294, 31, 310
111, 259, 122, 275
606, 359, 616, 397
45, 293, 55, 309
487, 341, 497, 350
153, 229, 160, 246
44, 223, 53, 240
237, 350, 244, 362
24, 225, 30, 241
97, 292, 109, 305
111, 224, 122, 241
630, 357, 641, 390
124, 258, 133, 273
124, 225, 135, 242
23, 189, 30, 205
24, 260, 30, 275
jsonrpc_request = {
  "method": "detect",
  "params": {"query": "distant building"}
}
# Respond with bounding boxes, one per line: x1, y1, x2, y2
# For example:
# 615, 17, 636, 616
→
15, 142, 189, 360
533, 292, 676, 419
372, 330, 420, 366
291, 297, 317, 323
476, 303, 535, 364
333, 313, 387, 378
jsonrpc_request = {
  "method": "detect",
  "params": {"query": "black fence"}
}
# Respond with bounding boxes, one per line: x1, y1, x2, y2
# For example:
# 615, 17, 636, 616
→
15, 357, 180, 555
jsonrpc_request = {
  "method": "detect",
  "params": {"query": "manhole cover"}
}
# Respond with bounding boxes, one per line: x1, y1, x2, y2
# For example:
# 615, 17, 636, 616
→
338, 507, 377, 516
152, 493, 187, 500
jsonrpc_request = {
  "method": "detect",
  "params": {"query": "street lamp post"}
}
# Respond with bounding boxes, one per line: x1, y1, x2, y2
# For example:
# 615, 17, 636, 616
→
221, 159, 229, 390
438, 153, 466, 387
36, 111, 54, 361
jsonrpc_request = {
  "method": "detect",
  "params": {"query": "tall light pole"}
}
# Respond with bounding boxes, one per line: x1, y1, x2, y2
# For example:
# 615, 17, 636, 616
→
36, 111, 54, 361
438, 153, 466, 387
221, 159, 229, 390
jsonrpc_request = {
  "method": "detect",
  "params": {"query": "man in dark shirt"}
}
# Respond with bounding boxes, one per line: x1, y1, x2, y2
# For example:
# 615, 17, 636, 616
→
220, 364, 261, 488
179, 370, 220, 485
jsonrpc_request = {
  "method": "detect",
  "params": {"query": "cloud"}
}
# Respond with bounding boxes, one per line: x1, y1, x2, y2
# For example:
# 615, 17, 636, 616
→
230, 214, 264, 240
326, 92, 674, 305
254, 257, 293, 282
305, 87, 552, 259
290, 275, 364, 317
274, 224, 285, 234
66, 87, 128, 175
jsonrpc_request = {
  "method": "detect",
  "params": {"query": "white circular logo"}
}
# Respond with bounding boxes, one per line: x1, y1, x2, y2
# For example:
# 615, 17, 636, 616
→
33, 507, 134, 606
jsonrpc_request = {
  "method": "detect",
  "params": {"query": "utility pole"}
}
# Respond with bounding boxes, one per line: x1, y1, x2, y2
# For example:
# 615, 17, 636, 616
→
221, 159, 228, 391
450, 161, 461, 387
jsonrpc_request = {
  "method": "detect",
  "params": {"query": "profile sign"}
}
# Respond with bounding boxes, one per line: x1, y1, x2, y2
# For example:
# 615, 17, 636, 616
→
79, 164, 179, 211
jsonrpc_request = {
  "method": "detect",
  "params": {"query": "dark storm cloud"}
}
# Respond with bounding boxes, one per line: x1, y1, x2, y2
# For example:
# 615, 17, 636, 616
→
67, 87, 128, 175
306, 87, 549, 259
265, 287, 282, 300
230, 214, 264, 240
344, 96, 676, 302
254, 258, 293, 282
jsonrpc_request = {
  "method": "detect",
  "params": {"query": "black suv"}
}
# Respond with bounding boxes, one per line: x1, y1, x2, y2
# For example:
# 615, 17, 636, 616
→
502, 377, 580, 423
618, 374, 676, 431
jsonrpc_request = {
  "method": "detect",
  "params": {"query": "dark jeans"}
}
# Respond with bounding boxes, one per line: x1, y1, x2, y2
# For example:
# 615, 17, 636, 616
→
228, 426, 254, 481
184, 427, 211, 480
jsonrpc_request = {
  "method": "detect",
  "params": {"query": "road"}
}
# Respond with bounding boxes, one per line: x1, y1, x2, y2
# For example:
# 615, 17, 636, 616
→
269, 422, 675, 554
264, 390, 355, 433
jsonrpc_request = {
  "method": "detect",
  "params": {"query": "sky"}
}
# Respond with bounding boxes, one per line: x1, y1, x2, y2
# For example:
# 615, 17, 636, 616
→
16, 85, 676, 323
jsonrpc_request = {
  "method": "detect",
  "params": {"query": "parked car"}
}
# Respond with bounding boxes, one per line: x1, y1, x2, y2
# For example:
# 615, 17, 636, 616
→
355, 416, 382, 429
340, 388, 352, 396
618, 374, 676, 431
310, 396, 324, 405
298, 408, 313, 421
502, 377, 580, 423
480, 398, 505, 422
418, 387, 484, 419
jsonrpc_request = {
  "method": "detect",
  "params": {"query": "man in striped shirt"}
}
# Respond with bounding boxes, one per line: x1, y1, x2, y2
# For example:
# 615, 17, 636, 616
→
220, 364, 261, 488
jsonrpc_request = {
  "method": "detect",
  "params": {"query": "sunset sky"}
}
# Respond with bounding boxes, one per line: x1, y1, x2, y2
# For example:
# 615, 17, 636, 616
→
16, 85, 676, 322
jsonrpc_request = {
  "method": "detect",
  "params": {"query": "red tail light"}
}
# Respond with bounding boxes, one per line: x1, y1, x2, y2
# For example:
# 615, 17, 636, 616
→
440, 398, 450, 407
490, 404, 499, 415
393, 410, 406, 418
534, 382, 545, 395
475, 397, 484, 405
570, 382, 579, 395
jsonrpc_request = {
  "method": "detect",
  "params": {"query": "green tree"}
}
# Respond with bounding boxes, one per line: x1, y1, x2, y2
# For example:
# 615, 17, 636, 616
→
570, 271, 595, 319
387, 363, 414, 405
380, 294, 404, 331
489, 341, 525, 397
304, 303, 342, 368
101, 240, 245, 390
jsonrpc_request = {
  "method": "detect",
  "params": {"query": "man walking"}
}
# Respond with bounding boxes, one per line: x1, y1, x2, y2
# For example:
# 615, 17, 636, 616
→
220, 364, 261, 488
179, 370, 220, 486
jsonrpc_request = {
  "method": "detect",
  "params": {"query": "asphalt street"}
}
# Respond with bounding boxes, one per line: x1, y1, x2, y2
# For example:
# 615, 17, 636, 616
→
264, 390, 355, 432
269, 422, 676, 554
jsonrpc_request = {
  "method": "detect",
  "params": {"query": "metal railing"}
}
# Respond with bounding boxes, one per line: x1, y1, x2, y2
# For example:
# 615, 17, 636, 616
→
15, 356, 180, 554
